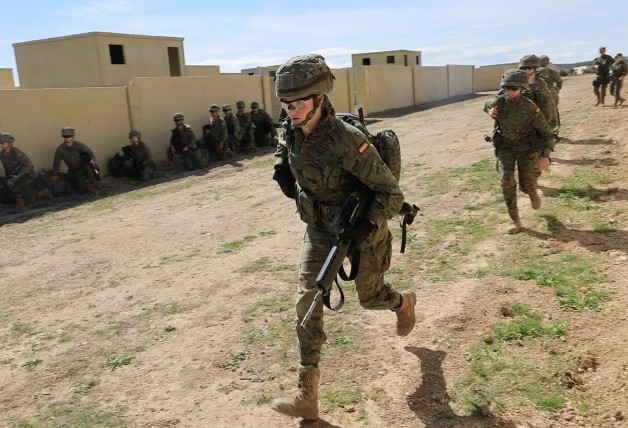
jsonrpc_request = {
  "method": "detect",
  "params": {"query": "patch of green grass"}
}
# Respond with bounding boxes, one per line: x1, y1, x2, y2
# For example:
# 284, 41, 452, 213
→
592, 218, 619, 234
242, 327, 280, 345
14, 402, 127, 428
430, 219, 491, 242
492, 318, 566, 342
578, 399, 593, 413
320, 386, 368, 406
221, 351, 249, 370
239, 257, 293, 273
11, 322, 34, 337
162, 302, 181, 315
109, 356, 133, 371
334, 335, 354, 345
465, 199, 502, 211
256, 394, 273, 405
259, 231, 276, 237
527, 390, 564, 410
387, 267, 404, 275
500, 253, 609, 311
452, 159, 500, 193
23, 359, 42, 369
242, 295, 292, 322
218, 235, 258, 254
468, 268, 488, 278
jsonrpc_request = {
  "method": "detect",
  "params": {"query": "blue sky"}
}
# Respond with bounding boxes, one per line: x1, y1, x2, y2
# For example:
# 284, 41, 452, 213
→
1, 0, 627, 84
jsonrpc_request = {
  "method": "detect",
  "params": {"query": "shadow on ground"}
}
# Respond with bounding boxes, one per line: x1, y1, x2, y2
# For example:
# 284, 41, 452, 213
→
559, 138, 615, 146
0, 147, 276, 227
538, 185, 628, 202
369, 94, 486, 120
551, 157, 619, 167
524, 215, 628, 254
405, 347, 517, 428
300, 419, 342, 428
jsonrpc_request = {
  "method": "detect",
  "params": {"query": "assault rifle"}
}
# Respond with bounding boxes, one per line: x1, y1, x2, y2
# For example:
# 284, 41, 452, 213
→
300, 188, 373, 331
80, 152, 101, 181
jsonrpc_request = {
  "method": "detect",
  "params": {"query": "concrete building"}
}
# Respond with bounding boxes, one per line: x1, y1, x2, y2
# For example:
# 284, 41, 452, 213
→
241, 65, 282, 118
0, 68, 15, 88
351, 50, 422, 67
13, 32, 186, 89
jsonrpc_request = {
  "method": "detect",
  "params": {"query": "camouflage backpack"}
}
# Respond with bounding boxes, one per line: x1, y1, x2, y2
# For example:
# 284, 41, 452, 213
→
336, 108, 419, 253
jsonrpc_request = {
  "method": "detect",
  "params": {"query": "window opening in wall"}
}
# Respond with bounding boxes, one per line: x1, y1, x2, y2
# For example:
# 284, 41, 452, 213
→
404, 55, 408, 66
109, 44, 125, 65
248, 72, 255, 75
387, 55, 395, 64
416, 56, 419, 65
362, 58, 371, 66
168, 47, 181, 77
269, 71, 276, 77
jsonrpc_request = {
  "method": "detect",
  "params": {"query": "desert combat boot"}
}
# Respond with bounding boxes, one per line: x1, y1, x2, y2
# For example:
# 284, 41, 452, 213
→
394, 290, 417, 337
271, 365, 319, 420
530, 190, 542, 210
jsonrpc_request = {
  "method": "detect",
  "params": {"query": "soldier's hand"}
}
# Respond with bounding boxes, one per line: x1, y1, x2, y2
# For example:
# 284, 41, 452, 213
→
10, 175, 19, 180
488, 108, 498, 119
182, 147, 189, 152
52, 175, 59, 182
537, 157, 550, 171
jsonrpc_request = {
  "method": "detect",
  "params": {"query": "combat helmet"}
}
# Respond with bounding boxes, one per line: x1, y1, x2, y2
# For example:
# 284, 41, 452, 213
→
0, 132, 15, 143
209, 104, 220, 112
61, 127, 75, 137
539, 55, 550, 67
129, 130, 141, 139
222, 103, 232, 112
250, 101, 260, 109
236, 101, 245, 108
519, 54, 540, 69
173, 113, 184, 121
501, 69, 529, 89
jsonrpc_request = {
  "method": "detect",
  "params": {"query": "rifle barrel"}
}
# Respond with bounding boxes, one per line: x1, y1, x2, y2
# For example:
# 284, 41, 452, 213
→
300, 289, 323, 329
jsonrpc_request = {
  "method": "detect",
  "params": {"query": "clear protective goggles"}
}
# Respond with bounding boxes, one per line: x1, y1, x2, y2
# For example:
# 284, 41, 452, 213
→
280, 95, 314, 111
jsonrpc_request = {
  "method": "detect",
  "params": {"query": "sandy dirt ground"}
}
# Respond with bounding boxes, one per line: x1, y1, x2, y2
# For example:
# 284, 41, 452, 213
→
1, 75, 627, 428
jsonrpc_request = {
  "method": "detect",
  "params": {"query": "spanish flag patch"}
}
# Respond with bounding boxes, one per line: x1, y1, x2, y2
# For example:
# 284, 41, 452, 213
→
358, 142, 369, 154
536, 108, 541, 113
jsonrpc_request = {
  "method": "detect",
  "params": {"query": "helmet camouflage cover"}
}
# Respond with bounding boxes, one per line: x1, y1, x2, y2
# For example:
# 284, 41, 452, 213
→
209, 104, 220, 112
0, 132, 15, 143
222, 103, 232, 111
129, 130, 141, 138
236, 101, 245, 108
173, 113, 184, 121
250, 101, 260, 108
61, 127, 75, 137
501, 69, 529, 89
274, 54, 335, 100
539, 55, 550, 67
519, 54, 540, 69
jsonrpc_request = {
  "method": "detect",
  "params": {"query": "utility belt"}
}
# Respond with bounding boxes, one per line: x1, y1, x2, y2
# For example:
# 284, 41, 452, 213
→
501, 137, 536, 152
295, 184, 342, 228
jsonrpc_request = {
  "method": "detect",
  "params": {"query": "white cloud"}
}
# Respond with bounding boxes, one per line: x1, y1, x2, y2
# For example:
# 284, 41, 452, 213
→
55, 0, 136, 18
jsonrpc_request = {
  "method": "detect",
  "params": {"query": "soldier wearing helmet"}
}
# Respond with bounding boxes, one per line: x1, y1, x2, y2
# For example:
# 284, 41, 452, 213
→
610, 53, 626, 108
538, 55, 563, 105
52, 127, 99, 195
593, 47, 615, 106
516, 55, 558, 128
270, 54, 412, 421
1, 133, 51, 211
235, 101, 256, 153
202, 104, 231, 160
484, 69, 554, 234
249, 101, 277, 147
222, 104, 243, 154
121, 131, 155, 181
168, 113, 205, 170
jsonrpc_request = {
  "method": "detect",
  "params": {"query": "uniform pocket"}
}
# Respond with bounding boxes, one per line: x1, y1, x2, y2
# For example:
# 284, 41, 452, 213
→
296, 187, 320, 227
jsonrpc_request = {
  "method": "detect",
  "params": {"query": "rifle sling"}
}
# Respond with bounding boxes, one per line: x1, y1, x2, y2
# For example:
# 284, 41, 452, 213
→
322, 277, 345, 311
322, 249, 362, 311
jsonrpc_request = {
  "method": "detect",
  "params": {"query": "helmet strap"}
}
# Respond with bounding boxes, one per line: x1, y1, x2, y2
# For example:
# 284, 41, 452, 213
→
293, 95, 320, 129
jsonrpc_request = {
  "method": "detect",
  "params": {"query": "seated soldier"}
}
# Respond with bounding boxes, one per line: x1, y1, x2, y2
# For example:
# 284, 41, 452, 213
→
250, 101, 278, 147
168, 113, 207, 170
123, 130, 155, 181
1, 133, 52, 211
202, 104, 231, 160
52, 127, 99, 196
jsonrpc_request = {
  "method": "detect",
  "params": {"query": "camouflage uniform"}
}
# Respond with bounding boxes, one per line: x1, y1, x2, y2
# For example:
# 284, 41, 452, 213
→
123, 131, 155, 181
538, 55, 563, 105
610, 55, 627, 106
236, 101, 255, 152
223, 104, 242, 153
52, 131, 97, 193
593, 48, 615, 104
484, 69, 554, 229
250, 103, 276, 147
169, 115, 205, 170
202, 106, 229, 160
0, 134, 35, 204
516, 55, 558, 128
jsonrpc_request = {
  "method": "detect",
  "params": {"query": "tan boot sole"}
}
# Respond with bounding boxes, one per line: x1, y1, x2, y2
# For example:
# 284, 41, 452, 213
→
396, 290, 417, 337
271, 399, 318, 420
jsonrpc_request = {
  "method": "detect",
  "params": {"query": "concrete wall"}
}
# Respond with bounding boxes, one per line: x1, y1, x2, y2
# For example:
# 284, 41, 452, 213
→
329, 68, 352, 114
352, 50, 421, 67
185, 65, 220, 77
95, 34, 185, 87
14, 35, 102, 88
0, 68, 15, 88
414, 66, 449, 104
359, 66, 415, 116
475, 63, 519, 91
448, 65, 475, 97
127, 76, 266, 162
0, 87, 130, 172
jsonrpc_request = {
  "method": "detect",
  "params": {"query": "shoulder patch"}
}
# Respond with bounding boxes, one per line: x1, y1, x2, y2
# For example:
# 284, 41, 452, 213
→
358, 141, 369, 154
536, 108, 541, 113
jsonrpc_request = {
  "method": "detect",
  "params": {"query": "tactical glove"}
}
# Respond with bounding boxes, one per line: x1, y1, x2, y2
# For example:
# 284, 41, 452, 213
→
342, 219, 376, 241
273, 167, 296, 199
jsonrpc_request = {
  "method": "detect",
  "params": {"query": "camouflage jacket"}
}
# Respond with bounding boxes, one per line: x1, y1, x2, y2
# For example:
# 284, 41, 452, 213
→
611, 60, 627, 80
203, 117, 228, 146
236, 111, 252, 131
525, 76, 558, 127
250, 109, 273, 130
1, 146, 34, 178
170, 124, 197, 150
52, 140, 95, 173
538, 67, 563, 91
484, 94, 554, 155
224, 113, 243, 141
594, 55, 615, 75
275, 115, 403, 227
124, 141, 153, 165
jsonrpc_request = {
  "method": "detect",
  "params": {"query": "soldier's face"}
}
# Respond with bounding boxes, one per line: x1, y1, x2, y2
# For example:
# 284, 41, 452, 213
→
617, 56, 622, 62
210, 110, 219, 118
175, 119, 184, 127
238, 107, 245, 113
63, 136, 74, 145
504, 87, 522, 99
131, 137, 139, 144
284, 96, 316, 125
0, 142, 9, 152
223, 109, 231, 116
251, 107, 259, 115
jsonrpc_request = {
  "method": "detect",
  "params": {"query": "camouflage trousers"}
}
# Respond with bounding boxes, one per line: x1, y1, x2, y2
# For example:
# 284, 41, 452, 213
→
296, 222, 402, 367
497, 147, 538, 219
167, 147, 207, 170
610, 80, 624, 99
68, 165, 96, 193
123, 159, 155, 181
1, 174, 34, 201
